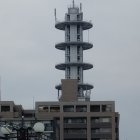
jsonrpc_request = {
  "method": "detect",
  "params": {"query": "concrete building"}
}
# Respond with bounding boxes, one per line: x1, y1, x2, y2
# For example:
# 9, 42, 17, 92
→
0, 1, 119, 140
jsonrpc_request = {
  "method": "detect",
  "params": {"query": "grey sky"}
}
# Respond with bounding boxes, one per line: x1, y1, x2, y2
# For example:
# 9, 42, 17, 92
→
0, 0, 140, 139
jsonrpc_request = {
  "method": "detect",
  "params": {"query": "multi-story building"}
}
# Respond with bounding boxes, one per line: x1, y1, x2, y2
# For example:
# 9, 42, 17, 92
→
0, 1, 119, 140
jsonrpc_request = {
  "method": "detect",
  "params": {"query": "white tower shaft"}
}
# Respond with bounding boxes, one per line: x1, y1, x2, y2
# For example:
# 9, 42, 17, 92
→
55, 2, 93, 100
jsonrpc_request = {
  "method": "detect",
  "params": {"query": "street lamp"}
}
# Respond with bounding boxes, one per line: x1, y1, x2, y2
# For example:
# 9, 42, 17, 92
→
33, 122, 45, 133
33, 122, 45, 140
0, 116, 49, 140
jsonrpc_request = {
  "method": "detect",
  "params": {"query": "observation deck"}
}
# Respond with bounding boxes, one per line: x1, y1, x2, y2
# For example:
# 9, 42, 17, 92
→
55, 20, 93, 30
55, 83, 93, 91
55, 62, 93, 70
55, 41, 93, 50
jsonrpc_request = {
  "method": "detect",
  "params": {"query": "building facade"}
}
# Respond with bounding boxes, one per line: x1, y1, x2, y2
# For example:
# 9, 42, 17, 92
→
0, 1, 119, 140
36, 101, 119, 140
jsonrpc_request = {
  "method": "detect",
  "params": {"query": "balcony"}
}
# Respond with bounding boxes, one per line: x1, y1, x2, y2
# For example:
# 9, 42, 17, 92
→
91, 122, 112, 128
55, 62, 93, 70
64, 118, 87, 129
64, 133, 87, 139
64, 129, 87, 139
55, 41, 93, 50
55, 20, 93, 30
91, 128, 112, 139
91, 133, 112, 139
64, 123, 87, 128
76, 105, 87, 112
63, 105, 74, 112
55, 83, 93, 90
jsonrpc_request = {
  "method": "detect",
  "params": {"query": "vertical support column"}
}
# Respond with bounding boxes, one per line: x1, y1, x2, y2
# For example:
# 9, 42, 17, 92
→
60, 116, 64, 140
87, 116, 91, 140
112, 113, 116, 140
10, 104, 13, 112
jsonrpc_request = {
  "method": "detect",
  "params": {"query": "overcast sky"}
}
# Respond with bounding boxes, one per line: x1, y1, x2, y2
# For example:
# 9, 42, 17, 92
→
0, 0, 140, 139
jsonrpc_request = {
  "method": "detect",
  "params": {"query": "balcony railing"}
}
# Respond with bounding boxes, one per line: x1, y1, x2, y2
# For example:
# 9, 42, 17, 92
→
91, 122, 112, 128
64, 132, 87, 139
64, 123, 87, 128
91, 133, 112, 139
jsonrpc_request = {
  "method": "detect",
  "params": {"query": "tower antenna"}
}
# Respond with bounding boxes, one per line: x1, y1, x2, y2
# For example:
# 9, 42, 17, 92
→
54, 8, 57, 22
88, 30, 89, 42
73, 0, 75, 8
80, 3, 82, 12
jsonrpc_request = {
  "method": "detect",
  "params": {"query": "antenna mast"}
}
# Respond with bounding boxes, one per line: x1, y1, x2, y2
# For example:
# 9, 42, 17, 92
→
88, 30, 89, 42
80, 3, 82, 12
73, 0, 75, 8
54, 8, 57, 22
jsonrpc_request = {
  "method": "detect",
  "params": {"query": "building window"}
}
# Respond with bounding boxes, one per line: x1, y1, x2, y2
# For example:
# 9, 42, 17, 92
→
67, 25, 70, 34
67, 56, 70, 62
66, 46, 70, 62
77, 56, 80, 62
77, 25, 80, 34
91, 117, 111, 123
77, 46, 80, 55
64, 128, 87, 134
1, 105, 10, 112
64, 117, 86, 124
91, 117, 100, 123
90, 105, 100, 112
38, 105, 49, 112
100, 139, 112, 140
66, 46, 70, 55
77, 76, 80, 81
66, 67, 70, 79
50, 106, 60, 112
77, 67, 80, 76
101, 117, 111, 123
67, 35, 70, 42
67, 15, 70, 21
67, 35, 70, 41
92, 128, 100, 133
67, 25, 70, 41
44, 121, 54, 132
77, 35, 80, 41
76, 105, 87, 112
115, 117, 118, 123
100, 128, 112, 133
77, 15, 80, 21
102, 104, 112, 112
77, 25, 80, 41
92, 128, 111, 133
63, 105, 74, 112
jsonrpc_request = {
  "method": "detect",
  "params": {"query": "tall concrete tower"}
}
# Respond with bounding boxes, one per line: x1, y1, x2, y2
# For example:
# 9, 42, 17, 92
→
55, 1, 93, 101
0, 2, 120, 140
